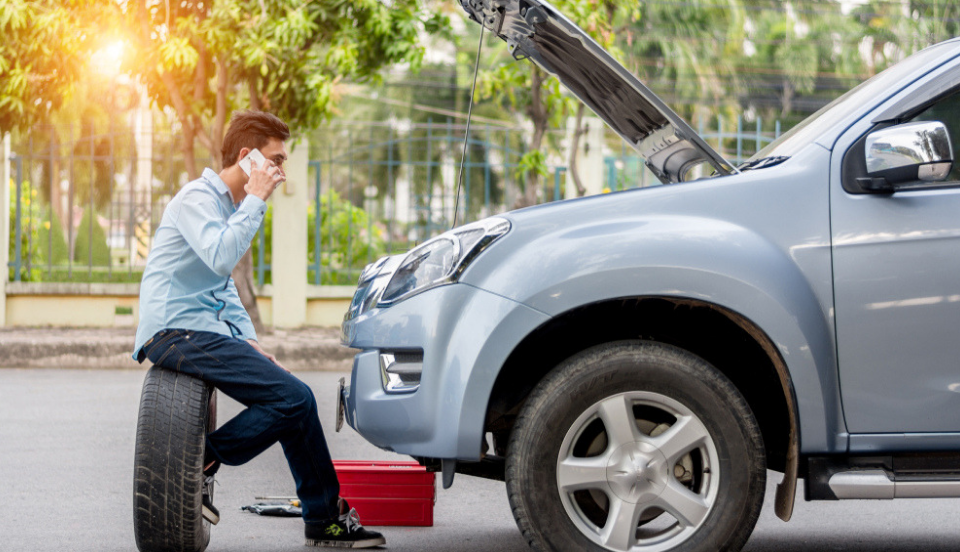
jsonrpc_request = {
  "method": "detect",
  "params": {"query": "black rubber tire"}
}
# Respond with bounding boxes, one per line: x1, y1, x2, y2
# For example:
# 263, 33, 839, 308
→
133, 365, 216, 552
507, 341, 765, 552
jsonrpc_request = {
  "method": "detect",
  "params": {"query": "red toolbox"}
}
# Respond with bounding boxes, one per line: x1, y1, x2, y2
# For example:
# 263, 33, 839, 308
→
333, 460, 436, 526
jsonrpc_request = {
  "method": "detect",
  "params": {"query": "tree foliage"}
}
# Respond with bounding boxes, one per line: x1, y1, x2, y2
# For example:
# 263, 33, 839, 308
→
472, 0, 956, 189
126, 0, 448, 177
250, 191, 386, 285
626, 0, 957, 123
624, 0, 743, 119
851, 0, 960, 76
119, 0, 449, 330
73, 207, 111, 265
477, 0, 637, 206
0, 0, 109, 135
7, 178, 43, 281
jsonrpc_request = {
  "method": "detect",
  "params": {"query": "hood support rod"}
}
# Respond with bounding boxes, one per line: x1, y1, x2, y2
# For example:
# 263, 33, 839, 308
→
453, 23, 486, 229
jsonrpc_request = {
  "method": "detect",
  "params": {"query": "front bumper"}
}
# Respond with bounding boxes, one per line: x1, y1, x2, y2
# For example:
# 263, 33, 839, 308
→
340, 283, 549, 460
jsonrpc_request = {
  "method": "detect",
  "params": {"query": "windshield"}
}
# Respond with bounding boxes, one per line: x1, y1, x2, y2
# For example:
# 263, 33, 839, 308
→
747, 41, 958, 163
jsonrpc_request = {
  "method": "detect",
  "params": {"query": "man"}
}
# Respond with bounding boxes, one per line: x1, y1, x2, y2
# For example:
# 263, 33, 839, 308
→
133, 110, 385, 549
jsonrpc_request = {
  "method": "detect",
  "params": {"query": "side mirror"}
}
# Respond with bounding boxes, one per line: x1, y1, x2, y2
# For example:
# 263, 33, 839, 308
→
860, 121, 953, 192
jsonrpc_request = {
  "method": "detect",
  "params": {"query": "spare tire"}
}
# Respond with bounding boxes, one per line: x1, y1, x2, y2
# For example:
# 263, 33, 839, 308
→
133, 365, 217, 552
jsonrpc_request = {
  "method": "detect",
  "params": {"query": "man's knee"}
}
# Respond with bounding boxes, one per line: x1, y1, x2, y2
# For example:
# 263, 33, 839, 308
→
278, 379, 317, 419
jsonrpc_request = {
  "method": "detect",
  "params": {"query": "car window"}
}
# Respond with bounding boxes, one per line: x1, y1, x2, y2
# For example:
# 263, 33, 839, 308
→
911, 88, 960, 181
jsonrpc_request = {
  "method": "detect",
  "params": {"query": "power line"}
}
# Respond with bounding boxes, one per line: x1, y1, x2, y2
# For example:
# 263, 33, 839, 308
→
344, 91, 518, 128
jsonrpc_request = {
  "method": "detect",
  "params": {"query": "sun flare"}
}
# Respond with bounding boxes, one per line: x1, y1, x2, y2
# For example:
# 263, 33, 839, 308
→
92, 40, 128, 75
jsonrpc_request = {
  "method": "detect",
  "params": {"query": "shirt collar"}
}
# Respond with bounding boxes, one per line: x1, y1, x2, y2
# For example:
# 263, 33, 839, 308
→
202, 168, 238, 206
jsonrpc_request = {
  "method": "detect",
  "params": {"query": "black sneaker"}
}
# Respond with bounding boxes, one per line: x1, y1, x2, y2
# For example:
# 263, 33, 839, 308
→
201, 474, 220, 525
304, 507, 385, 548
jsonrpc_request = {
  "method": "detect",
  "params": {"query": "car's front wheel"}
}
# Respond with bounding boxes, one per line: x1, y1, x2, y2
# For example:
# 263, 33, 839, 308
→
507, 341, 765, 552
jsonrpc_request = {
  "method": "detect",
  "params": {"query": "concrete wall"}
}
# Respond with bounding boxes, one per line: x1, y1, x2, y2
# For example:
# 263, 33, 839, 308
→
5, 283, 141, 327
4, 282, 351, 328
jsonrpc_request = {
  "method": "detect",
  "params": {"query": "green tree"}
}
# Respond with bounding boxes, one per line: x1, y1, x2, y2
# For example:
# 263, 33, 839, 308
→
73, 208, 110, 266
733, 2, 863, 120
624, 0, 745, 121
852, 1, 960, 76
125, 0, 448, 331
622, 1, 874, 124
310, 191, 387, 284
319, 9, 509, 231
250, 192, 386, 285
127, 0, 448, 179
0, 0, 110, 135
478, 0, 639, 207
7, 179, 43, 281
38, 208, 69, 267
58, 80, 134, 212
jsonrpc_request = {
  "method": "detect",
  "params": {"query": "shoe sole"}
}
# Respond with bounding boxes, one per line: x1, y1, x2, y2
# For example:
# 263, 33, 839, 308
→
304, 536, 386, 548
202, 505, 220, 525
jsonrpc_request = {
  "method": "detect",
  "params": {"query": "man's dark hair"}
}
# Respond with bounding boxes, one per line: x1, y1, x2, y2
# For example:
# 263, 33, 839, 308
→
221, 110, 290, 168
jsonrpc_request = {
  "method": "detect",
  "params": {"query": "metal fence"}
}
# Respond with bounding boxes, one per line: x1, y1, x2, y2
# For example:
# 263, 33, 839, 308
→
7, 116, 782, 285
6, 123, 172, 284
301, 119, 572, 285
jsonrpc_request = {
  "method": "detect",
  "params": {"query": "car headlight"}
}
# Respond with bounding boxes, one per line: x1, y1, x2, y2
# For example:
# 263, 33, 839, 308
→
378, 217, 511, 306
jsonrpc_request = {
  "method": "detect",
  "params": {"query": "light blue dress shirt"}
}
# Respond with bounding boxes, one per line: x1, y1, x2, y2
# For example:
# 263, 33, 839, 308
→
133, 168, 267, 360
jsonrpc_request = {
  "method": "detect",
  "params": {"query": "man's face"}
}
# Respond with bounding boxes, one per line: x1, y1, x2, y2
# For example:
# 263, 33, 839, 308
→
240, 137, 288, 178
257, 137, 288, 178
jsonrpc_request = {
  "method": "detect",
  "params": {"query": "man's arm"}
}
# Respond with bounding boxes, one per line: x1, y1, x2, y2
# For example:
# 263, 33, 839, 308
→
176, 189, 266, 277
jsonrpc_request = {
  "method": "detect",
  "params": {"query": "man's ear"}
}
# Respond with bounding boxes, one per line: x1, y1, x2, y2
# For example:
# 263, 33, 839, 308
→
236, 147, 252, 166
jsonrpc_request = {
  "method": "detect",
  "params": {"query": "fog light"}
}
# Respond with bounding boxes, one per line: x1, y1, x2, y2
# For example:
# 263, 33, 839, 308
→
379, 352, 423, 393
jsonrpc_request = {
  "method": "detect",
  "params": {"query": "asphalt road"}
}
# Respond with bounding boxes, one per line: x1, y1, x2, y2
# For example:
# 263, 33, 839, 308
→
2, 368, 959, 552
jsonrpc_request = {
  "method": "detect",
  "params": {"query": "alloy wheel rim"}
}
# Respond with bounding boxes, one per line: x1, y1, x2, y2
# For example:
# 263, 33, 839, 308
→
556, 391, 720, 552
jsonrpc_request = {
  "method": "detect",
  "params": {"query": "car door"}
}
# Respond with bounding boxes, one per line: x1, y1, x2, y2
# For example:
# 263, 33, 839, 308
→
832, 62, 960, 436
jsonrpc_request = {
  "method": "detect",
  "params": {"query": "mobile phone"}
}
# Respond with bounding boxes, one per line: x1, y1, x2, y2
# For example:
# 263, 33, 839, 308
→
239, 148, 267, 176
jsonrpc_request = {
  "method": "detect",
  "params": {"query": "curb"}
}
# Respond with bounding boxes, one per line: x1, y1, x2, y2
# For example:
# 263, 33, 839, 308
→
0, 327, 356, 371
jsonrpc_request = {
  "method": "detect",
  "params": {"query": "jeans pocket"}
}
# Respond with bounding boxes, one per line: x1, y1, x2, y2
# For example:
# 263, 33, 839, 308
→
145, 330, 179, 359
153, 344, 177, 367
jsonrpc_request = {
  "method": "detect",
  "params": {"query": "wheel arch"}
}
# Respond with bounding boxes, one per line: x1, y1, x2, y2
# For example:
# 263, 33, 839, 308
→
484, 296, 800, 521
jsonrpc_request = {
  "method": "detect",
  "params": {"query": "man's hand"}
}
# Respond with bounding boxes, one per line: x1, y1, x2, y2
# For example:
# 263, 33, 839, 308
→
247, 339, 290, 372
244, 157, 285, 202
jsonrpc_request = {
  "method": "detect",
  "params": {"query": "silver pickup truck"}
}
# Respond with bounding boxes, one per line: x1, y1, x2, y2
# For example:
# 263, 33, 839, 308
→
339, 1, 960, 551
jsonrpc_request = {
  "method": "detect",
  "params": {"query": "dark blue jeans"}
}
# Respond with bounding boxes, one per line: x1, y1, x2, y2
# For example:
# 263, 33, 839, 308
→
142, 328, 340, 522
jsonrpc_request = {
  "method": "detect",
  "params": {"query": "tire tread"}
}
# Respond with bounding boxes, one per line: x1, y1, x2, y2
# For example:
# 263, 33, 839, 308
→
133, 366, 212, 552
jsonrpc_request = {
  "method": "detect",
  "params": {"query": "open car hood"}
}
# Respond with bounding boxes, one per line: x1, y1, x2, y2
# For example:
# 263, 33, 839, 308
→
460, 0, 735, 183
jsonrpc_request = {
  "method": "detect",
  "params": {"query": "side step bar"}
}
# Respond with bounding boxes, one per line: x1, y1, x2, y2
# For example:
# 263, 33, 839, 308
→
806, 455, 960, 500
829, 470, 960, 499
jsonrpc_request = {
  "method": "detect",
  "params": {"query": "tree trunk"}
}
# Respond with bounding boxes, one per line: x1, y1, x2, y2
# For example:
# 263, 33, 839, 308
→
232, 248, 266, 336
249, 77, 262, 111
180, 126, 199, 181
515, 68, 549, 209
210, 58, 228, 171
780, 78, 793, 119
568, 103, 588, 197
